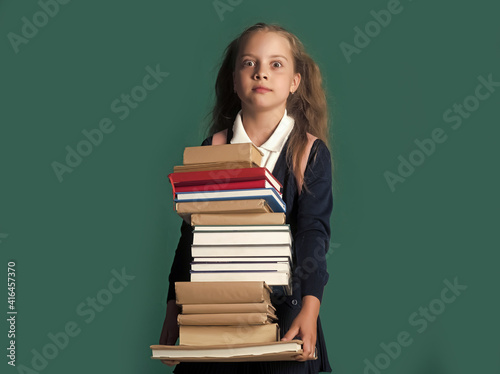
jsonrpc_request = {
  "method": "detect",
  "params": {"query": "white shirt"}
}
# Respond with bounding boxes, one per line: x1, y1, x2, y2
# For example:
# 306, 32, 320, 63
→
230, 110, 295, 173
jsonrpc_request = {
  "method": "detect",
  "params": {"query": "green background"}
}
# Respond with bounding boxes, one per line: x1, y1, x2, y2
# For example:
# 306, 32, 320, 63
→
1, 0, 498, 373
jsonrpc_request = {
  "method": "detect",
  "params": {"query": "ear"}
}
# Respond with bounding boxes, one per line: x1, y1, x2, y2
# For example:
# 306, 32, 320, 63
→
291, 73, 301, 93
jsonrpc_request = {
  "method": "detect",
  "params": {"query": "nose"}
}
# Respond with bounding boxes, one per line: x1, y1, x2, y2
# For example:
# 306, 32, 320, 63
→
253, 66, 268, 80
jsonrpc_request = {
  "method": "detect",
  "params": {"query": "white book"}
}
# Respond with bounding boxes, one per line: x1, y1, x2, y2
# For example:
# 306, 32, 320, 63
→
175, 188, 286, 213
191, 261, 291, 272
191, 244, 292, 260
193, 231, 292, 246
194, 225, 290, 232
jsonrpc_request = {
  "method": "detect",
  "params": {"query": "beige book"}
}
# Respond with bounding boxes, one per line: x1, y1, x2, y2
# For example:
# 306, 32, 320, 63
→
175, 281, 272, 305
191, 212, 286, 226
181, 302, 276, 315
179, 323, 279, 346
174, 161, 260, 173
177, 312, 278, 326
176, 199, 272, 224
150, 339, 316, 362
183, 143, 263, 165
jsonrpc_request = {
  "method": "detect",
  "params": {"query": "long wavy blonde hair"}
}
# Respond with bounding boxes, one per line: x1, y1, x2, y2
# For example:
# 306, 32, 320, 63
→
208, 22, 331, 189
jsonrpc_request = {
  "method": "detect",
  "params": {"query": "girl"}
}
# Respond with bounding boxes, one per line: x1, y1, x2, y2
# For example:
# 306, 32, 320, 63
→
159, 22, 334, 374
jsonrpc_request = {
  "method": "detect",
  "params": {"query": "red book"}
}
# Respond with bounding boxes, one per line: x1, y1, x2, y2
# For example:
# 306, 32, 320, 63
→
169, 168, 282, 189
175, 180, 281, 196
168, 168, 282, 203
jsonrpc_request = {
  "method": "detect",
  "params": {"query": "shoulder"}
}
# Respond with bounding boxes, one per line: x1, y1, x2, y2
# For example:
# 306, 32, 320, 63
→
311, 137, 331, 159
201, 137, 212, 146
305, 134, 331, 165
305, 136, 332, 177
201, 129, 228, 146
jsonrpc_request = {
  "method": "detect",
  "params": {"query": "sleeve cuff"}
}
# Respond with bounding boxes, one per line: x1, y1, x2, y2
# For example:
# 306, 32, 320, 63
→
292, 232, 330, 303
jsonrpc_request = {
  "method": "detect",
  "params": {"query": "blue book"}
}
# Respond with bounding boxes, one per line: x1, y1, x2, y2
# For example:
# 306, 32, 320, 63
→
174, 188, 286, 213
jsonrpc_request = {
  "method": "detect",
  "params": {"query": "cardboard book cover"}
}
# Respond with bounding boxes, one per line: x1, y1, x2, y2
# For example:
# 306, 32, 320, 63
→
150, 340, 317, 362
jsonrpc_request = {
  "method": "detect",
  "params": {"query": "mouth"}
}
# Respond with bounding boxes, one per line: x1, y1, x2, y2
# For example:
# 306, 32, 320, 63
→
253, 87, 271, 93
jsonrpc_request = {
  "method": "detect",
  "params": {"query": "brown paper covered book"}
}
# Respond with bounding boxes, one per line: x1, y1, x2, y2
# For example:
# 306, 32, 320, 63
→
176, 199, 272, 224
175, 281, 272, 305
181, 302, 276, 315
183, 143, 263, 165
190, 212, 285, 226
177, 312, 278, 326
190, 272, 291, 295
150, 340, 316, 362
179, 323, 279, 346
174, 161, 260, 173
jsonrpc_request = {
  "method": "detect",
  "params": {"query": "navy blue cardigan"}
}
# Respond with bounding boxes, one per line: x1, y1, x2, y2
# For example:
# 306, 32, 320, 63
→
167, 129, 333, 304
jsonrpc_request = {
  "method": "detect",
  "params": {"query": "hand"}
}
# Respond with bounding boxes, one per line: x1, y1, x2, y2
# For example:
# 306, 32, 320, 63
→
160, 359, 180, 367
159, 299, 181, 366
281, 295, 320, 361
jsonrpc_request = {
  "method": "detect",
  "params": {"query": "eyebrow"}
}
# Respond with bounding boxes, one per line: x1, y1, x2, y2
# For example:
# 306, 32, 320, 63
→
240, 54, 289, 61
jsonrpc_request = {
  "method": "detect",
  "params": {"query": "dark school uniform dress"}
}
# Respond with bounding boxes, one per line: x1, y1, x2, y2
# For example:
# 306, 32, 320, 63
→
167, 127, 333, 374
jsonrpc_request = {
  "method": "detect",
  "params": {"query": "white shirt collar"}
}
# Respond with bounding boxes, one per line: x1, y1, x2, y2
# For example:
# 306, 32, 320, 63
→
231, 109, 295, 152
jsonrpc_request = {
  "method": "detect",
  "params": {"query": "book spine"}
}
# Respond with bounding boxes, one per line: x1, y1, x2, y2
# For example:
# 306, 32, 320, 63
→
192, 231, 291, 246
179, 324, 279, 346
191, 213, 285, 226
175, 281, 272, 305
177, 313, 277, 326
181, 303, 275, 314
183, 144, 262, 165
174, 181, 280, 195
175, 199, 272, 215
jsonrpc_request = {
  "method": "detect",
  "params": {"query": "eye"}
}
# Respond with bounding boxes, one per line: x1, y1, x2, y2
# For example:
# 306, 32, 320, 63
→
243, 60, 255, 67
272, 61, 283, 68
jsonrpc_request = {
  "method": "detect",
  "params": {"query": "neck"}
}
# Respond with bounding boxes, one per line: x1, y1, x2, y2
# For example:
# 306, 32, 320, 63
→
240, 106, 286, 147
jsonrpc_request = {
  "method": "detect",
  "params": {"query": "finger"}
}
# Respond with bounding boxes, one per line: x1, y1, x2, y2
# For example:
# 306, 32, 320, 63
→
293, 353, 307, 362
281, 326, 299, 342
302, 338, 312, 358
304, 344, 316, 360
293, 351, 315, 362
308, 347, 316, 358
161, 360, 180, 366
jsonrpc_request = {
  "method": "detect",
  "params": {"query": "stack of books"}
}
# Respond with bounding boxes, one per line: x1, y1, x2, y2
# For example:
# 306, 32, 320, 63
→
150, 281, 310, 362
190, 225, 292, 294
150, 143, 313, 362
175, 281, 278, 346
168, 143, 293, 295
169, 143, 286, 223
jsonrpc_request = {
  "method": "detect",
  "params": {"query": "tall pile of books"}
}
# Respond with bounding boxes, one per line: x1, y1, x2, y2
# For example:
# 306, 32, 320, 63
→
168, 143, 292, 295
150, 143, 314, 362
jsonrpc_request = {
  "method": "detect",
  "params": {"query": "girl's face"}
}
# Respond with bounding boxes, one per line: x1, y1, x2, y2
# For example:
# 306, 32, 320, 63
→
233, 30, 301, 115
